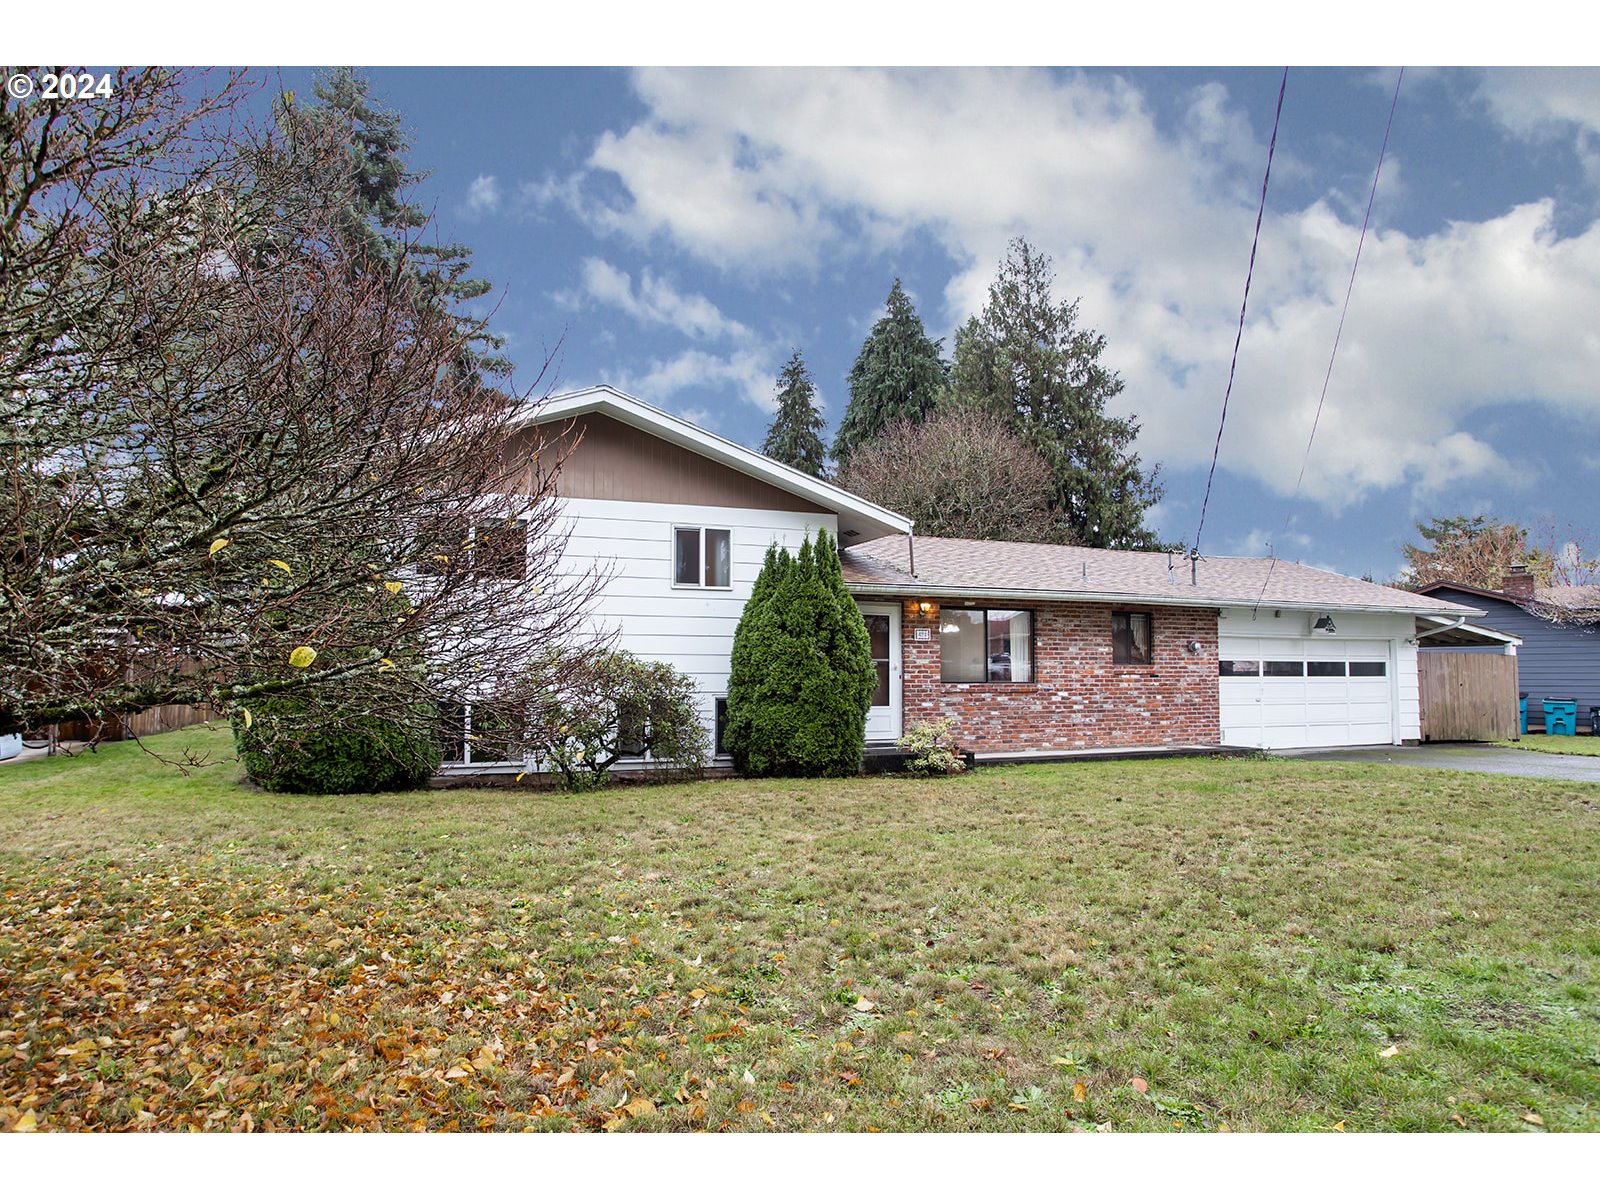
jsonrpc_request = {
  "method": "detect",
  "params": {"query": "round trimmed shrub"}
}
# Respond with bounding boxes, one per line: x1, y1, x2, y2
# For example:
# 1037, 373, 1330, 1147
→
233, 697, 440, 794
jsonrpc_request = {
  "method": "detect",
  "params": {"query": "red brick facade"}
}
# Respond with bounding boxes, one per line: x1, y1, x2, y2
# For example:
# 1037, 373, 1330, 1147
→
893, 598, 1221, 752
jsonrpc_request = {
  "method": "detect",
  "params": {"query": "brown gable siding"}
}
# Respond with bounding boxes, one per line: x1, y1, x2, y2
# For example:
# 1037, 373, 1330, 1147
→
510, 414, 830, 514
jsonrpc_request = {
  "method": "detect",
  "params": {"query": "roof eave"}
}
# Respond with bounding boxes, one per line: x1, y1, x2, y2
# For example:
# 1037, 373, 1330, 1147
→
518, 386, 914, 541
844, 580, 1482, 618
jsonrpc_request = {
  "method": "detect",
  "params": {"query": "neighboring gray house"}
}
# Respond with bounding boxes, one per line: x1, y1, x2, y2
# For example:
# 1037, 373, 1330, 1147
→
1417, 567, 1600, 730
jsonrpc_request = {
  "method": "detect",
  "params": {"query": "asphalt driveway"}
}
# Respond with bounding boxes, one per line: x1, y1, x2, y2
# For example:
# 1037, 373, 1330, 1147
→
1275, 743, 1600, 783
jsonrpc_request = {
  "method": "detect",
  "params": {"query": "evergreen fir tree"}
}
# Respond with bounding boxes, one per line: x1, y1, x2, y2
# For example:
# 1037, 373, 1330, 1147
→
949, 237, 1166, 550
760, 351, 828, 477
724, 531, 874, 777
832, 279, 948, 464
293, 68, 511, 380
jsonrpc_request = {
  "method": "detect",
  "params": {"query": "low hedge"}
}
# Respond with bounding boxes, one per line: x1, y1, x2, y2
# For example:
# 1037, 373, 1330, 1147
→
233, 698, 440, 794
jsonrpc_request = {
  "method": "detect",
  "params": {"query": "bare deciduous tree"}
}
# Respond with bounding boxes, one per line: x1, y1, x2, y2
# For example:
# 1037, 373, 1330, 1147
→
833, 408, 1067, 543
2, 68, 604, 751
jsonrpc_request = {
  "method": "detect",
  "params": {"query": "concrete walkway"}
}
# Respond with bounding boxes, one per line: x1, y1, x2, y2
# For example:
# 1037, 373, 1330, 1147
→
1274, 743, 1600, 783
0, 739, 93, 767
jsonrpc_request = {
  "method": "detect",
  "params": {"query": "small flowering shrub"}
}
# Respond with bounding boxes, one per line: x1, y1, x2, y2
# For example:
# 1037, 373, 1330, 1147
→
898, 717, 967, 776
527, 650, 708, 791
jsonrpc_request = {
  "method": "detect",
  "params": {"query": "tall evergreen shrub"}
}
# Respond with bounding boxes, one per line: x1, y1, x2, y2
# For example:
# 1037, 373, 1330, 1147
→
724, 530, 875, 776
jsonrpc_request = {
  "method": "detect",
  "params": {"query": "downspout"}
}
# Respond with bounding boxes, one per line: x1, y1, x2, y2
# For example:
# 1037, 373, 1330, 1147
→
907, 527, 916, 578
1419, 615, 1465, 643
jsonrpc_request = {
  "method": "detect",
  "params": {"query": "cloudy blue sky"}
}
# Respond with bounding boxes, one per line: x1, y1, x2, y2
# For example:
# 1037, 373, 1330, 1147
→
260, 63, 1596, 581
33, 20, 1600, 580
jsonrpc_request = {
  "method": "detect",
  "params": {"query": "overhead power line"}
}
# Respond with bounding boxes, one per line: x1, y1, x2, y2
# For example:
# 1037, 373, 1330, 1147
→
1254, 67, 1406, 614
1191, 66, 1288, 560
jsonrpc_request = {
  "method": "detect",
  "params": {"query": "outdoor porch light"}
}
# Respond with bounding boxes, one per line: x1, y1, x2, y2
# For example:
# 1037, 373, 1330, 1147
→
1312, 615, 1337, 635
917, 600, 936, 616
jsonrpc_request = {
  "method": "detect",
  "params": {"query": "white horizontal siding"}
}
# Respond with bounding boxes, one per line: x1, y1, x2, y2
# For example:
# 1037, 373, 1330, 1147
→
557, 497, 840, 730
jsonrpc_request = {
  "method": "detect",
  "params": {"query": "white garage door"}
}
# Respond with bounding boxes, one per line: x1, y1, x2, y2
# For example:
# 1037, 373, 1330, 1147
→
1219, 637, 1394, 749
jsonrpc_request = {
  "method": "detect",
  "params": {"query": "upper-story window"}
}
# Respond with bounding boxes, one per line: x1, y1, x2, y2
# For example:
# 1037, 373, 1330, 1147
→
473, 518, 529, 580
420, 517, 528, 580
674, 526, 731, 588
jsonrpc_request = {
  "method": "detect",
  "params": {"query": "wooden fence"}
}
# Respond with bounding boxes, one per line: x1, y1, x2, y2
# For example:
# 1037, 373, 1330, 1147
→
1419, 653, 1519, 742
52, 702, 221, 744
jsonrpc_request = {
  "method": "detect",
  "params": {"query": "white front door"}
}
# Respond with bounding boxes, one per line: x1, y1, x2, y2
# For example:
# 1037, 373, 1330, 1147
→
859, 603, 902, 745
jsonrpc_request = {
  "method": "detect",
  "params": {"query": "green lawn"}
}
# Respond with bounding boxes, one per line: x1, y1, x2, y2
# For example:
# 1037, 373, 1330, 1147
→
1496, 733, 1600, 757
2, 726, 1598, 1133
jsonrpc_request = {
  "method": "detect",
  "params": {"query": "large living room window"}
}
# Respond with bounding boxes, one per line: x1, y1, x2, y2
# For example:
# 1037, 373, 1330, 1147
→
1113, 611, 1153, 664
673, 526, 731, 588
940, 608, 1033, 683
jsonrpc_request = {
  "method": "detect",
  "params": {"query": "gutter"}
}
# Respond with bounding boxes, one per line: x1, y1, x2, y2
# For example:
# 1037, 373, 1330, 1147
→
843, 580, 1484, 620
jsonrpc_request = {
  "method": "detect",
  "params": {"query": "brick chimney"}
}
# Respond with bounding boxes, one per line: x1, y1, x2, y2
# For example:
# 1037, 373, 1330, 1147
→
1504, 563, 1535, 602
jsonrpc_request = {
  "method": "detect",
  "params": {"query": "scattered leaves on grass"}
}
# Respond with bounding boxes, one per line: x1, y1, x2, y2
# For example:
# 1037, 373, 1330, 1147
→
0, 864, 714, 1132
1129, 1077, 1149, 1094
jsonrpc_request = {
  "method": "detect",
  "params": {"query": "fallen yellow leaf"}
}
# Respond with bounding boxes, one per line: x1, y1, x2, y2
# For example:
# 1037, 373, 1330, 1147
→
1521, 1112, 1544, 1126
853, 997, 876, 1013
241, 708, 253, 729
623, 1096, 656, 1118
1072, 1081, 1088, 1103
13, 1110, 38, 1132
1379, 1045, 1401, 1058
269, 559, 291, 574
384, 581, 402, 594
288, 646, 316, 669
208, 538, 230, 556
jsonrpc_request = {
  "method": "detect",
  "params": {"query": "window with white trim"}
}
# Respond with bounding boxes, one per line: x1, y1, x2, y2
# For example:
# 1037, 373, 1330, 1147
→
673, 526, 731, 588
940, 608, 1034, 683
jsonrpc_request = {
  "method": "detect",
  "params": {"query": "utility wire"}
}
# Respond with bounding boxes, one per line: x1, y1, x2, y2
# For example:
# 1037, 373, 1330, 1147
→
1253, 66, 1404, 614
1191, 67, 1288, 560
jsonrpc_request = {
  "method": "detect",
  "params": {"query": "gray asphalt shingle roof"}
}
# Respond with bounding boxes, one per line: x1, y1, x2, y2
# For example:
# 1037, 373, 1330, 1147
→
840, 536, 1482, 616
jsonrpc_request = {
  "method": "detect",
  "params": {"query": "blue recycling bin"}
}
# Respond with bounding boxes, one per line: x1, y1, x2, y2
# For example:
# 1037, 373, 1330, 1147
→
1543, 697, 1578, 737
1519, 693, 1528, 735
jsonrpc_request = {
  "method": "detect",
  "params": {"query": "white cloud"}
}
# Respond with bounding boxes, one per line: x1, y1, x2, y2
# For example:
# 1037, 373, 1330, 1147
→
464, 173, 502, 217
572, 258, 750, 342
1472, 69, 1600, 188
1224, 527, 1312, 558
615, 348, 779, 414
537, 67, 1600, 509
1475, 68, 1600, 140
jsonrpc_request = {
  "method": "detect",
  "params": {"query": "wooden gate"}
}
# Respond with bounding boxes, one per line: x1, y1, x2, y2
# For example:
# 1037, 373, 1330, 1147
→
1419, 653, 1519, 742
